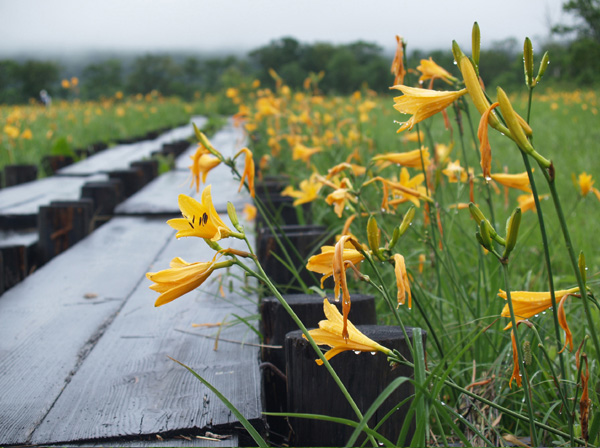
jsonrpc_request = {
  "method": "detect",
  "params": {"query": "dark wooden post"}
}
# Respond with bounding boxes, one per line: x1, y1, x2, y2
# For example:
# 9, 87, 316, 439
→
108, 167, 145, 198
130, 160, 159, 185
256, 225, 332, 294
81, 180, 123, 229
260, 294, 376, 442
38, 199, 93, 263
4, 164, 38, 187
254, 176, 310, 228
0, 233, 38, 291
285, 325, 423, 447
41, 155, 74, 175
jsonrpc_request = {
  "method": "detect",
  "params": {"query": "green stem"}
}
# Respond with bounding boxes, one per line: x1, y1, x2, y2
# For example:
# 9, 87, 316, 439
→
501, 264, 539, 446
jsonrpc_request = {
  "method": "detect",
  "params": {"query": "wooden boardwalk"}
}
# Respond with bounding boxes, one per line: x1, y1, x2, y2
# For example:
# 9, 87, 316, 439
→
0, 119, 262, 447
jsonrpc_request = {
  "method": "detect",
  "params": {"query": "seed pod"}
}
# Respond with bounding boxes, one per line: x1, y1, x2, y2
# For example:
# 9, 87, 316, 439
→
503, 207, 521, 259
472, 22, 481, 71
524, 37, 534, 87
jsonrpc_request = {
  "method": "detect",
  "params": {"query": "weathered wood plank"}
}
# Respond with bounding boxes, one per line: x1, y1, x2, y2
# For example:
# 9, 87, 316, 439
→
57, 117, 207, 176
0, 217, 175, 446
57, 432, 238, 447
174, 118, 247, 170
31, 220, 262, 444
113, 170, 249, 215
0, 174, 108, 230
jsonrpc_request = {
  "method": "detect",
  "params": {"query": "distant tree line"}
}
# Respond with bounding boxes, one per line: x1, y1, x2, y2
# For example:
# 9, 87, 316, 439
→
1, 2, 599, 105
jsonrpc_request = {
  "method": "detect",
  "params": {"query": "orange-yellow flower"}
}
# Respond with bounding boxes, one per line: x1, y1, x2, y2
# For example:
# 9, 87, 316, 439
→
325, 180, 357, 218
326, 162, 366, 179
306, 299, 392, 365
189, 151, 221, 192
373, 147, 430, 169
243, 203, 257, 221
394, 254, 412, 308
417, 57, 458, 86
391, 85, 467, 133
384, 169, 429, 208
517, 193, 548, 213
147, 255, 220, 307
281, 174, 322, 206
293, 143, 322, 164
20, 128, 33, 140
477, 102, 499, 179
167, 185, 233, 241
509, 328, 522, 389
3, 125, 19, 139
403, 130, 425, 143
391, 35, 407, 85
576, 172, 600, 199
235, 147, 255, 197
333, 235, 353, 338
442, 160, 468, 183
306, 239, 364, 289
490, 171, 531, 193
61, 79, 71, 89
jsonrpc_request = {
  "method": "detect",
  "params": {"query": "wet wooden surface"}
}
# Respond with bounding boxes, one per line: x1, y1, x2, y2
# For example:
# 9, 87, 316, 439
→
116, 118, 248, 216
0, 121, 262, 447
57, 117, 207, 176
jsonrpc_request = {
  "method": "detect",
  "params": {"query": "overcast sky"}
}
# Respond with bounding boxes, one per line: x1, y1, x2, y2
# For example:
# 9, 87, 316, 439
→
0, 0, 572, 56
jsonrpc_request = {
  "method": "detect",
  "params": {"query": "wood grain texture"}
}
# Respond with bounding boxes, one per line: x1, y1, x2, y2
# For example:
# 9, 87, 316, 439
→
0, 217, 175, 445
57, 117, 206, 176
31, 221, 262, 444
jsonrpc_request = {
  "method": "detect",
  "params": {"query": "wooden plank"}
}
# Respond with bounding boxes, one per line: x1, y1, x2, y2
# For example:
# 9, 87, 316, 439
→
115, 120, 249, 216
174, 118, 247, 170
31, 221, 262, 444
57, 117, 207, 176
0, 174, 108, 230
58, 432, 238, 447
113, 170, 249, 215
0, 217, 175, 446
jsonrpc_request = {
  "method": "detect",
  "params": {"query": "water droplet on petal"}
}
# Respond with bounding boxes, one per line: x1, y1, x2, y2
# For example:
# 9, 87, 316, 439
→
353, 350, 362, 355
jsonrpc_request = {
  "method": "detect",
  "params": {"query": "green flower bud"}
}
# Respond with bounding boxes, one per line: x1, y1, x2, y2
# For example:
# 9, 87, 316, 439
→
227, 201, 243, 233
367, 215, 383, 260
472, 22, 481, 72
535, 52, 550, 84
479, 219, 493, 251
503, 207, 521, 259
524, 37, 534, 87
399, 206, 416, 237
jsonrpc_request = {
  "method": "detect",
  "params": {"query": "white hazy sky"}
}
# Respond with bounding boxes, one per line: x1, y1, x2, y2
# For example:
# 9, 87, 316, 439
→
0, 0, 572, 56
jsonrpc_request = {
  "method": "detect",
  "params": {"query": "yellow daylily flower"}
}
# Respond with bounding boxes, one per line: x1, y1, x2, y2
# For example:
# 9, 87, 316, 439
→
390, 85, 467, 133
325, 183, 357, 218
167, 185, 233, 241
3, 125, 20, 139
147, 256, 219, 307
235, 147, 255, 198
490, 171, 531, 193
306, 239, 364, 289
293, 143, 322, 164
189, 152, 221, 193
281, 174, 322, 206
575, 172, 600, 199
373, 147, 430, 169
417, 57, 458, 86
500, 289, 578, 355
306, 299, 392, 365
243, 203, 257, 221
442, 159, 468, 183
20, 128, 33, 140
326, 162, 366, 179
394, 254, 412, 309
403, 130, 425, 143
517, 193, 548, 213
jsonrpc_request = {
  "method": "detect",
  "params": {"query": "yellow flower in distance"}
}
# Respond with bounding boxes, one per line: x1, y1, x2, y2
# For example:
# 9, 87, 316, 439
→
373, 147, 430, 169
394, 254, 412, 309
293, 143, 322, 164
576, 172, 600, 199
517, 193, 548, 213
325, 178, 357, 218
20, 128, 33, 140
243, 203, 257, 221
61, 79, 71, 89
490, 171, 531, 193
167, 185, 233, 241
235, 147, 255, 198
442, 160, 468, 183
3, 125, 20, 139
306, 239, 364, 289
417, 57, 458, 86
391, 85, 467, 133
281, 174, 322, 206
306, 299, 392, 365
147, 256, 218, 307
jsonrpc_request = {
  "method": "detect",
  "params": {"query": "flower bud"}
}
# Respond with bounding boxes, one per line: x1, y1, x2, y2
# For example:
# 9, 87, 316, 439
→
227, 201, 243, 233
367, 215, 383, 260
389, 227, 400, 250
496, 87, 535, 154
472, 22, 481, 71
478, 219, 493, 251
535, 52, 550, 84
503, 207, 521, 259
524, 37, 534, 87
399, 205, 416, 237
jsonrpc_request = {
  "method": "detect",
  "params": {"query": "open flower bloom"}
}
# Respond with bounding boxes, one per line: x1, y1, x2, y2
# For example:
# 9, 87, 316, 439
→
442, 160, 469, 183
167, 185, 233, 241
306, 239, 365, 289
306, 299, 393, 365
576, 172, 600, 199
189, 152, 221, 193
326, 162, 366, 179
324, 178, 357, 218
292, 143, 322, 163
490, 171, 531, 193
417, 57, 458, 86
499, 287, 579, 353
147, 255, 219, 307
378, 169, 430, 208
517, 193, 548, 213
391, 85, 467, 133
332, 235, 354, 339
373, 147, 430, 168
281, 174, 322, 206
235, 147, 255, 197
394, 254, 412, 308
